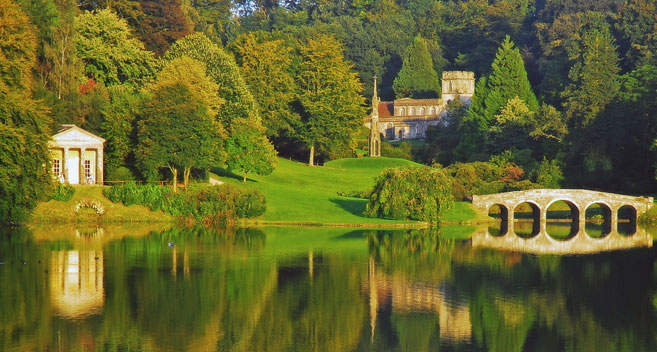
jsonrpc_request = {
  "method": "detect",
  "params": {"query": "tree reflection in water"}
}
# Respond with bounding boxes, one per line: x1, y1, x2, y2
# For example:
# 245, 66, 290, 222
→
0, 225, 657, 351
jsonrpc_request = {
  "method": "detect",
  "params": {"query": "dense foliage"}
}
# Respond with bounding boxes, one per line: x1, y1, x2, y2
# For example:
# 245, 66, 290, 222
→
7, 0, 657, 223
0, 0, 53, 224
366, 167, 454, 223
103, 183, 266, 219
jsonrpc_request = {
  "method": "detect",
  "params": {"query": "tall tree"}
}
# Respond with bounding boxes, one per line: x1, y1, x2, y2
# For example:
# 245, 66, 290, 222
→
617, 0, 657, 68
393, 35, 440, 99
562, 28, 620, 129
225, 117, 277, 182
137, 56, 225, 190
76, 8, 156, 87
0, 0, 53, 223
163, 33, 258, 127
163, 33, 276, 175
295, 34, 366, 165
469, 36, 538, 130
137, 0, 192, 55
231, 31, 298, 137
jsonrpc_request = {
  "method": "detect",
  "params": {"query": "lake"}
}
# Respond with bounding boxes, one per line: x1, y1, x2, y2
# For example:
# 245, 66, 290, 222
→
1, 224, 656, 351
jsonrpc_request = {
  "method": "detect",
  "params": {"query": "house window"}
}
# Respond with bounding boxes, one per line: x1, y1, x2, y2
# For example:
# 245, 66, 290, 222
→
410, 108, 415, 115
420, 107, 426, 115
84, 160, 93, 183
53, 159, 60, 176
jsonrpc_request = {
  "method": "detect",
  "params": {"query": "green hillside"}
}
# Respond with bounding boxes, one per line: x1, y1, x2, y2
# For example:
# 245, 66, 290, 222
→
214, 157, 425, 226
215, 157, 485, 226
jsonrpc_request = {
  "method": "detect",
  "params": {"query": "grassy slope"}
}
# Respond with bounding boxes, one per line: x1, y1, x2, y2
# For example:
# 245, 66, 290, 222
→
217, 157, 486, 225
30, 186, 173, 223
216, 157, 423, 225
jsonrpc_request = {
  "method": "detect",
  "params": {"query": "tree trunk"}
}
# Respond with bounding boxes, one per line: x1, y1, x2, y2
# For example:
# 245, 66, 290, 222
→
243, 172, 247, 183
309, 145, 315, 166
184, 167, 191, 190
168, 166, 178, 193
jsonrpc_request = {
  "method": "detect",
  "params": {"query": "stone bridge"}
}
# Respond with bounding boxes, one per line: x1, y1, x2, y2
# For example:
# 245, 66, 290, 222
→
472, 189, 653, 225
470, 189, 654, 253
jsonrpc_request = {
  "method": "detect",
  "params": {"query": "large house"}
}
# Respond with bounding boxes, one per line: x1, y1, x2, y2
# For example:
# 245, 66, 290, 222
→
49, 125, 105, 185
365, 71, 475, 145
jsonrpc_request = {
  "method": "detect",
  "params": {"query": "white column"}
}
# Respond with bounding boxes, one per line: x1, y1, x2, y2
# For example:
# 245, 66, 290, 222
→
63, 147, 69, 184
80, 147, 86, 184
96, 147, 103, 185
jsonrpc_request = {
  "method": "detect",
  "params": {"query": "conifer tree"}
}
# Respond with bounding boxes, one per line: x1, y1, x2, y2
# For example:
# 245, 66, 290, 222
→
469, 36, 538, 129
393, 35, 440, 99
563, 28, 620, 129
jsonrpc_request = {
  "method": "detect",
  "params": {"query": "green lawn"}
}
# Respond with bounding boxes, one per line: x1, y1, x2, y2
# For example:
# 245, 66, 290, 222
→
215, 157, 488, 226
215, 157, 422, 225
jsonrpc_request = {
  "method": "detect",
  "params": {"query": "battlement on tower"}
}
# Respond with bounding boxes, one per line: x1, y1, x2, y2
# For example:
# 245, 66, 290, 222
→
441, 71, 475, 103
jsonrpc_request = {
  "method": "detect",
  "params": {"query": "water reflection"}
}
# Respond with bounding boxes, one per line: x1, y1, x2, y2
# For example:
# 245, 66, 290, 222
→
476, 220, 652, 254
50, 250, 104, 319
2, 225, 657, 351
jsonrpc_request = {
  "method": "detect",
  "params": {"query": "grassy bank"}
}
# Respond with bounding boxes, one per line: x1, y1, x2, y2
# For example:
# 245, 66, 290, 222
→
30, 186, 174, 224
31, 157, 491, 227
215, 157, 487, 226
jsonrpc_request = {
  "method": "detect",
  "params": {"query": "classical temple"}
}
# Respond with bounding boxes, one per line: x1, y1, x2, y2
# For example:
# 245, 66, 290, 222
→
49, 124, 105, 185
365, 71, 475, 154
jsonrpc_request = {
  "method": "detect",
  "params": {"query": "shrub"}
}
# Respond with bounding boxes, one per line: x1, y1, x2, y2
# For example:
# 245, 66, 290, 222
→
49, 184, 75, 202
381, 141, 413, 160
365, 166, 454, 223
103, 183, 265, 220
106, 166, 136, 181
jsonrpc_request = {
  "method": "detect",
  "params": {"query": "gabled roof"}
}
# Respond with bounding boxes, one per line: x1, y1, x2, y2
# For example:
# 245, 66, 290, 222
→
52, 124, 106, 143
393, 98, 442, 106
378, 102, 394, 117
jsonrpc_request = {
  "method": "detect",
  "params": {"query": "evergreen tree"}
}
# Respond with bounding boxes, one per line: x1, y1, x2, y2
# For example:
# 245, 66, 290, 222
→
471, 36, 538, 129
563, 28, 620, 129
392, 35, 440, 99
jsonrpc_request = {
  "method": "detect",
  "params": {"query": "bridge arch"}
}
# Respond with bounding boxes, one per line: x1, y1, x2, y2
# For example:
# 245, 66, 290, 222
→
487, 204, 508, 236
513, 201, 540, 238
584, 202, 612, 238
618, 205, 638, 236
545, 199, 580, 240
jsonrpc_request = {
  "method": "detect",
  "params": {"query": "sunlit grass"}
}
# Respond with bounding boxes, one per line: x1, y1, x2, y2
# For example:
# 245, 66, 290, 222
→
216, 157, 485, 225
30, 185, 173, 223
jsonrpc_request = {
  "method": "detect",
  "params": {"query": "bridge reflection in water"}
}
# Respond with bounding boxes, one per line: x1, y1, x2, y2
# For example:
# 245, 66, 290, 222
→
471, 222, 652, 254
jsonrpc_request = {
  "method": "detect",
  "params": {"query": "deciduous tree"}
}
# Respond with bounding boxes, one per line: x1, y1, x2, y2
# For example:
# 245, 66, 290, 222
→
76, 8, 156, 87
295, 34, 366, 165
0, 0, 52, 223
225, 117, 277, 182
231, 32, 297, 136
136, 58, 225, 191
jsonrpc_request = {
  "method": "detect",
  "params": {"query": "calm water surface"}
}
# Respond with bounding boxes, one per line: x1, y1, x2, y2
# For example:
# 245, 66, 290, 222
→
1, 224, 657, 351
